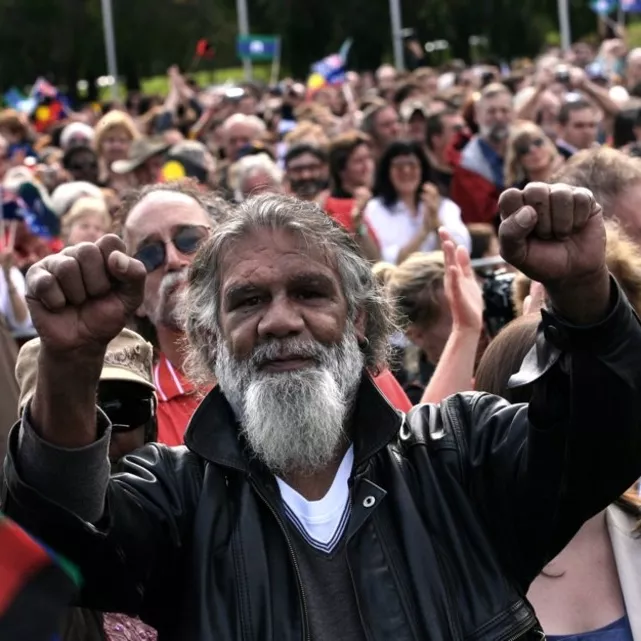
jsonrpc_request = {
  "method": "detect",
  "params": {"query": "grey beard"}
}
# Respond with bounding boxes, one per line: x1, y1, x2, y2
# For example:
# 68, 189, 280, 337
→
149, 268, 188, 331
480, 123, 510, 145
214, 329, 365, 475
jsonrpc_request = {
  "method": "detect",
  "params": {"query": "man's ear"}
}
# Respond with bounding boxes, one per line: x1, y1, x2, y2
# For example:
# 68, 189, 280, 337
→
135, 303, 147, 318
353, 306, 367, 344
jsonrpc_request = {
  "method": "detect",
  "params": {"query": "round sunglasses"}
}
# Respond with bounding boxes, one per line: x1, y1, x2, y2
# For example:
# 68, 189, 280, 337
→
134, 224, 210, 272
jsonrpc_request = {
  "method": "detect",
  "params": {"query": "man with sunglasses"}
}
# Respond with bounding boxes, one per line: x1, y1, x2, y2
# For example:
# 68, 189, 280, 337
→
120, 180, 225, 446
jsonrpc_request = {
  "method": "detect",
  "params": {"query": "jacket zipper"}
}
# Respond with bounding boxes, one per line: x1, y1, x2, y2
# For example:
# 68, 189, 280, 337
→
251, 481, 311, 641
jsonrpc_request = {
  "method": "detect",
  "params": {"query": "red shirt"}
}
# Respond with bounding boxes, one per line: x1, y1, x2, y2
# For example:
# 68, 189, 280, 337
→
323, 196, 380, 246
154, 353, 210, 447
153, 354, 412, 446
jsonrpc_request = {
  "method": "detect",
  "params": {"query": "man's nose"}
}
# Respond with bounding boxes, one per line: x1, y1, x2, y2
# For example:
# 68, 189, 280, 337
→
257, 297, 305, 339
165, 241, 190, 271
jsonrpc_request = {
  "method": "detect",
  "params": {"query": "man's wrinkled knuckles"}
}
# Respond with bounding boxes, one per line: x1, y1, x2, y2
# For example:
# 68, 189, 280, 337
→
71, 241, 105, 263
29, 270, 59, 298
49, 254, 83, 278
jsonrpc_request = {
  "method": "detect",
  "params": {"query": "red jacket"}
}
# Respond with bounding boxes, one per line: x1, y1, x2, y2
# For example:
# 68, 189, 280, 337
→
450, 137, 501, 225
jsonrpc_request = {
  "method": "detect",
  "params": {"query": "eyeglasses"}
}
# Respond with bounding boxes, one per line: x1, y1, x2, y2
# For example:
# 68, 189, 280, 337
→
515, 138, 545, 157
99, 395, 155, 433
134, 224, 210, 273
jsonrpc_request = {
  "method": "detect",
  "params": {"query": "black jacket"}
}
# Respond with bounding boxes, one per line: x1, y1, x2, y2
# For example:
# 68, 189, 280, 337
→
4, 282, 641, 641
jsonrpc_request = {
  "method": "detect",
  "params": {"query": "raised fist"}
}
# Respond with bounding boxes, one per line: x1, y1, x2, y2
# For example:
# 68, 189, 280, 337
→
25, 235, 146, 355
498, 182, 606, 287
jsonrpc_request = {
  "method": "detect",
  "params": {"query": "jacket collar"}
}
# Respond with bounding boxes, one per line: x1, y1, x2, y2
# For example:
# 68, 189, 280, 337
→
183, 372, 404, 473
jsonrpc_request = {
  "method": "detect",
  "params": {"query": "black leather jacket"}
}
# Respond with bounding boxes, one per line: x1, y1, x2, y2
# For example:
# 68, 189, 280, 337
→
4, 282, 641, 641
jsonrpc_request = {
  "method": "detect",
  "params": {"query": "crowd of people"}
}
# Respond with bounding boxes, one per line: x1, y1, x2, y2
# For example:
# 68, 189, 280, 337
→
2, 32, 641, 641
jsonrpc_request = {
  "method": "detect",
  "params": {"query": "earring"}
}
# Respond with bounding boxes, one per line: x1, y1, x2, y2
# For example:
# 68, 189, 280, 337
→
359, 336, 370, 350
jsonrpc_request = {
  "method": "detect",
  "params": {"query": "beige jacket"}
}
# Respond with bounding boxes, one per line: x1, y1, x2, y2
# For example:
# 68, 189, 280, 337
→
607, 504, 641, 641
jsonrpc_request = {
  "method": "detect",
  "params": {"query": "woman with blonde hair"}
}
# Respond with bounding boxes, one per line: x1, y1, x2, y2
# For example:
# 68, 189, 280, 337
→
385, 229, 484, 403
61, 196, 111, 246
504, 121, 564, 189
93, 110, 140, 192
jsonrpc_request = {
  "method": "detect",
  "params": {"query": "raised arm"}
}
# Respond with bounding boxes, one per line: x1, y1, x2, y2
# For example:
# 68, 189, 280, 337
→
464, 184, 641, 588
2, 236, 197, 618
420, 229, 483, 403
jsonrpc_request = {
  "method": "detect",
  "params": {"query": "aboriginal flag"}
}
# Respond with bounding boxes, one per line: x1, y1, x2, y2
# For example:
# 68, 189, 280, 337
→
0, 513, 81, 640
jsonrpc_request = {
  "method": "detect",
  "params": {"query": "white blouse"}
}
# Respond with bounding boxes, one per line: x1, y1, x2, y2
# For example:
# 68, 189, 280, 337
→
364, 196, 471, 264
0, 267, 34, 335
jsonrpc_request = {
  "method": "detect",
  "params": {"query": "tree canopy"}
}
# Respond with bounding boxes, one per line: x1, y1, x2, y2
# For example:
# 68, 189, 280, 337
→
0, 0, 609, 93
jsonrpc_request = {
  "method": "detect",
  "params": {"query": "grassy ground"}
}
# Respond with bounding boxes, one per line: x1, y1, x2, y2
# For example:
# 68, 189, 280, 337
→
140, 65, 273, 95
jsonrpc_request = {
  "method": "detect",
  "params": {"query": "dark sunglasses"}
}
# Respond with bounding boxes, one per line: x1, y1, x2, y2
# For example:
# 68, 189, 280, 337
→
134, 225, 210, 273
99, 395, 155, 433
515, 137, 545, 157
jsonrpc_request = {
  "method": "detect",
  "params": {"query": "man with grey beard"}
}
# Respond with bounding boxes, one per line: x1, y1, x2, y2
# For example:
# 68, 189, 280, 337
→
5, 187, 641, 640
118, 181, 225, 445
451, 82, 514, 224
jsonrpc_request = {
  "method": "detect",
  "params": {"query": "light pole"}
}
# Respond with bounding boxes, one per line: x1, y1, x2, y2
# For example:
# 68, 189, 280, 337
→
389, 0, 404, 70
236, 0, 253, 81
100, 0, 119, 100
557, 0, 572, 53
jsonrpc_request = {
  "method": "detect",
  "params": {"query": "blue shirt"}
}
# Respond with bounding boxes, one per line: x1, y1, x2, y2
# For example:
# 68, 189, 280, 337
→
546, 616, 633, 641
477, 138, 505, 190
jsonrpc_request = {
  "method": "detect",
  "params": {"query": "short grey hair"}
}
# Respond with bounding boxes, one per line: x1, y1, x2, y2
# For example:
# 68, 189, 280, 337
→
230, 153, 284, 197
222, 113, 266, 134
183, 194, 395, 384
117, 179, 230, 249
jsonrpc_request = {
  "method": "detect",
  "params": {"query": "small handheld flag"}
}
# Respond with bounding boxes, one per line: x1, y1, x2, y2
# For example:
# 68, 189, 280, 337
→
0, 513, 81, 641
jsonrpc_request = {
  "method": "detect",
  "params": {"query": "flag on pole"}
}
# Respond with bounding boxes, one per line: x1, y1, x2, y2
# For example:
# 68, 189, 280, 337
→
589, 0, 617, 14
195, 38, 215, 59
621, 0, 641, 11
236, 35, 279, 61
306, 39, 353, 94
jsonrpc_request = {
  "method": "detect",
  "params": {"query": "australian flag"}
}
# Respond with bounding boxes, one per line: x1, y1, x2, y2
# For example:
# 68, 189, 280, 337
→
1, 184, 60, 239
0, 513, 81, 641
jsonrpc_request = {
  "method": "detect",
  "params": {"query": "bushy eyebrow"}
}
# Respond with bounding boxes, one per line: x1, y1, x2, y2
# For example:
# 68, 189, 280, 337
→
223, 272, 338, 309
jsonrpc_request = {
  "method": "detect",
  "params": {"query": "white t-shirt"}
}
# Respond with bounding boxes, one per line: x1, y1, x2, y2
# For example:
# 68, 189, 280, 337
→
277, 445, 354, 553
0, 267, 34, 335
364, 196, 471, 264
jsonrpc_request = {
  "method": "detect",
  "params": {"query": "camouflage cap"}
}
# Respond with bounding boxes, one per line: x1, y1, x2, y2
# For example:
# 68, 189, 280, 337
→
16, 329, 155, 412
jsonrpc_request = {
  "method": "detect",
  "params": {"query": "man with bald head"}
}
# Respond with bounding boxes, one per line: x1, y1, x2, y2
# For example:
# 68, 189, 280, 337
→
120, 181, 225, 444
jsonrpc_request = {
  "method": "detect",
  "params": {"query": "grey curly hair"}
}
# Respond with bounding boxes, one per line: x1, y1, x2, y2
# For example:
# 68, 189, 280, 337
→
182, 194, 395, 385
